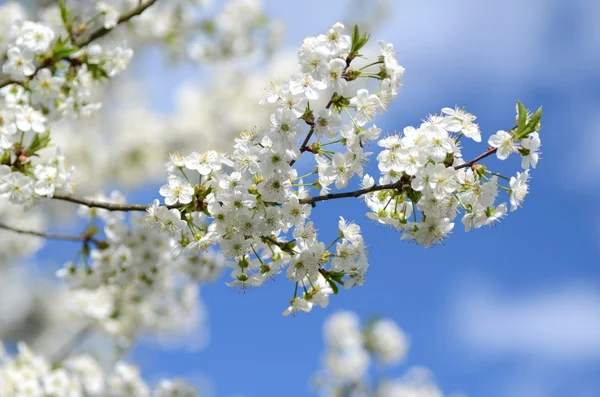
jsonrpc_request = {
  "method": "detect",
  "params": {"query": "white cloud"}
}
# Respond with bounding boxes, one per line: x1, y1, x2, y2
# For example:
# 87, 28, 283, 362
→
450, 278, 600, 362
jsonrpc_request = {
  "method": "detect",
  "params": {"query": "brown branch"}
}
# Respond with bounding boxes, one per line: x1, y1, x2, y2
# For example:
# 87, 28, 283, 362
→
0, 0, 159, 88
289, 124, 315, 167
299, 147, 501, 206
52, 147, 498, 211
289, 52, 352, 167
454, 147, 497, 170
76, 0, 158, 47
52, 193, 151, 212
0, 221, 102, 245
300, 180, 403, 206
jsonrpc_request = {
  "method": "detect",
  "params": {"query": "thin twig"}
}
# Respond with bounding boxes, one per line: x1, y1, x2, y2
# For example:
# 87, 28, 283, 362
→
454, 147, 497, 170
76, 0, 158, 47
0, 221, 102, 244
0, 0, 159, 88
289, 124, 315, 167
52, 193, 151, 212
299, 147, 501, 206
300, 180, 403, 206
289, 52, 353, 167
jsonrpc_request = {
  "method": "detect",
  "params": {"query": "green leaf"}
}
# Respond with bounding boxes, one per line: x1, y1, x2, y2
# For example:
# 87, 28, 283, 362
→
25, 131, 52, 156
348, 25, 370, 63
326, 277, 339, 295
0, 150, 11, 165
517, 101, 527, 131
87, 63, 109, 80
57, 0, 73, 34
328, 271, 345, 284
351, 25, 360, 50
54, 45, 79, 60
517, 106, 543, 139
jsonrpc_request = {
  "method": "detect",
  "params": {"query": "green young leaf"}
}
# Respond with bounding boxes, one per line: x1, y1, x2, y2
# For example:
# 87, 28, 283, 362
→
351, 25, 360, 50
517, 106, 543, 139
25, 131, 52, 156
53, 45, 80, 60
348, 25, 370, 62
0, 150, 11, 165
517, 101, 527, 131
57, 0, 73, 34
326, 277, 339, 295
328, 271, 345, 284
87, 63, 109, 80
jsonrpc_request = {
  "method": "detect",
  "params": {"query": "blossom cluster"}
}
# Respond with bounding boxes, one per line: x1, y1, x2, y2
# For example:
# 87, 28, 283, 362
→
363, 105, 541, 247
0, 0, 278, 353
56, 192, 222, 344
1, 19, 132, 116
0, 0, 283, 195
0, 7, 136, 207
0, 1, 545, 395
131, 22, 407, 316
0, 342, 197, 397
314, 311, 450, 397
136, 22, 543, 315
0, 2, 542, 320
92, 0, 280, 62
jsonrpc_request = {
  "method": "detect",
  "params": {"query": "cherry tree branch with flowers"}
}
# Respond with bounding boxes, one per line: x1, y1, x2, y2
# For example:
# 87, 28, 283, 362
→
0, 0, 544, 395
0, 0, 543, 316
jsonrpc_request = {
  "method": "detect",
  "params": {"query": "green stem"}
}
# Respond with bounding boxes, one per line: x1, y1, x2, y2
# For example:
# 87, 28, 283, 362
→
179, 168, 193, 185
343, 107, 360, 129
251, 245, 265, 265
321, 139, 343, 146
326, 236, 342, 251
488, 171, 510, 181
358, 60, 383, 71
452, 192, 469, 211
294, 171, 317, 180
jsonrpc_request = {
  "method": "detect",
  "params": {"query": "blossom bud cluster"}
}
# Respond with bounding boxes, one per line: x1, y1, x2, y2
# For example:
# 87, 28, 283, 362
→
0, 342, 197, 397
314, 311, 449, 397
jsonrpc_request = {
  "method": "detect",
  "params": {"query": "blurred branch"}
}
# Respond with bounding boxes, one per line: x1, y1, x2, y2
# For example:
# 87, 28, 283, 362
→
77, 0, 159, 47
49, 323, 94, 364
0, 0, 160, 88
0, 221, 103, 244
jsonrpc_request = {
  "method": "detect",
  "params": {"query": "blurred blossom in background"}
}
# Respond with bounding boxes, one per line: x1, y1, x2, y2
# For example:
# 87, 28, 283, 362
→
0, 0, 598, 396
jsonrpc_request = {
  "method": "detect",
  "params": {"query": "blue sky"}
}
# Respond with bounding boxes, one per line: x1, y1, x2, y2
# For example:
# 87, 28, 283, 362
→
37, 0, 600, 396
